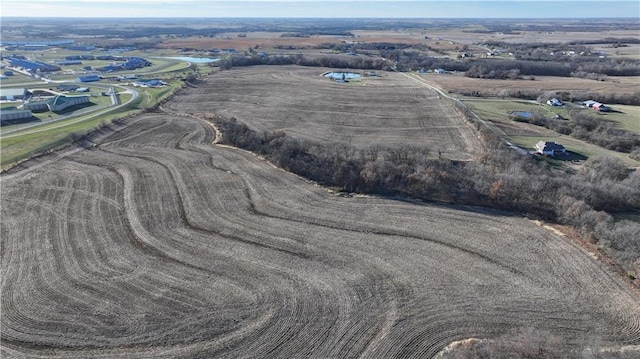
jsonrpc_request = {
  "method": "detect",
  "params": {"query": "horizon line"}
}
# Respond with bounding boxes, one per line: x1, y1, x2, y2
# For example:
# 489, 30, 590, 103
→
2, 16, 640, 19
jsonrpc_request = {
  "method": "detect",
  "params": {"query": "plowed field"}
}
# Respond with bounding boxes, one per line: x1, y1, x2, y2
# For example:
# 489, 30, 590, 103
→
2, 113, 639, 358
164, 66, 483, 160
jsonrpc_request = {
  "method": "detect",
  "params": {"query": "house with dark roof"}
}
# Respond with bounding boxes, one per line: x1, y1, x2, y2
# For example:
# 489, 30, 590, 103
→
535, 141, 567, 156
546, 98, 563, 106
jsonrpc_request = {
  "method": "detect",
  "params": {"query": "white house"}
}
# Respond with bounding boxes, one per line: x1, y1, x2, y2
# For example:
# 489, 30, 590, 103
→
546, 98, 563, 106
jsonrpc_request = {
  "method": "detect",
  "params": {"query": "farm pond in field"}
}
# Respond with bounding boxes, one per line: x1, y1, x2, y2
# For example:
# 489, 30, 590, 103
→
510, 111, 533, 119
323, 71, 361, 80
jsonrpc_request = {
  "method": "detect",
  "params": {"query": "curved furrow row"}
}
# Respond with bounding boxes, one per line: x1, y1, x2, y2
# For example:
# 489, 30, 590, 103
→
2, 113, 639, 358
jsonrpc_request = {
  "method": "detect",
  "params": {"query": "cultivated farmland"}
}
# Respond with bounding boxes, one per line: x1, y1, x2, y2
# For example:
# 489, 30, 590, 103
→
164, 66, 483, 160
2, 113, 640, 358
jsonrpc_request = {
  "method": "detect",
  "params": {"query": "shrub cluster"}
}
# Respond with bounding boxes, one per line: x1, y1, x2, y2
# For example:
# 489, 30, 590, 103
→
439, 327, 638, 359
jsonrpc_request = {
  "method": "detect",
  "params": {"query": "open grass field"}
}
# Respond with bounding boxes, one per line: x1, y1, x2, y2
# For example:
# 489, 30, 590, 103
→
2, 112, 640, 358
164, 66, 483, 160
600, 105, 640, 133
460, 98, 640, 165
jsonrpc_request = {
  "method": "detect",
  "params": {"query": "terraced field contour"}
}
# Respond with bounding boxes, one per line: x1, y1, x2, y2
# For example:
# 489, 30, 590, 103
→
1, 91, 639, 357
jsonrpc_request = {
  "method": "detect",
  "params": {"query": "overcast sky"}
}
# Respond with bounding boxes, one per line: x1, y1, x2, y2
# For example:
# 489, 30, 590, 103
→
1, 0, 639, 18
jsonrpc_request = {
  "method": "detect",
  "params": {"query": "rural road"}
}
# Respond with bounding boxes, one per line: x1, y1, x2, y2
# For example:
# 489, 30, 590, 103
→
394, 69, 532, 154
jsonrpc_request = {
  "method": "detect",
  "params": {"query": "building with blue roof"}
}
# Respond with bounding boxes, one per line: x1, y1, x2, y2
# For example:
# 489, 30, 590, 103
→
77, 75, 101, 82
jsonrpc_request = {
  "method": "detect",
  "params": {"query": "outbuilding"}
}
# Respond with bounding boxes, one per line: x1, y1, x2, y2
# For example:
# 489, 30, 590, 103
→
582, 100, 599, 108
593, 103, 610, 112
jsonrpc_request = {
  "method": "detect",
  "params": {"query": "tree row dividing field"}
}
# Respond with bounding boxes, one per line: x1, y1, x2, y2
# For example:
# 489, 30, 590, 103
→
2, 112, 640, 358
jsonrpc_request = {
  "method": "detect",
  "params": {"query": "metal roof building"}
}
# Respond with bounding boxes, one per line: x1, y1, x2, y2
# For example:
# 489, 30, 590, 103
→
77, 75, 101, 83
0, 88, 29, 101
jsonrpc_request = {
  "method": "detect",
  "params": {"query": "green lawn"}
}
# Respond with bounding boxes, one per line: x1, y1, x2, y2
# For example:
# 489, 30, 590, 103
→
596, 105, 640, 133
509, 134, 640, 166
0, 72, 42, 86
464, 98, 558, 122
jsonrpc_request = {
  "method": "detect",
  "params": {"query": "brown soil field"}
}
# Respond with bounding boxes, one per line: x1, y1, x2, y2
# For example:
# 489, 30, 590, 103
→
164, 66, 483, 160
159, 31, 429, 51
2, 112, 640, 358
159, 34, 340, 51
420, 73, 640, 96
417, 29, 640, 45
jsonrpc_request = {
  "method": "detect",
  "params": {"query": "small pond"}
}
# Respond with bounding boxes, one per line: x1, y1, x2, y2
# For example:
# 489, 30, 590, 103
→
324, 72, 361, 80
166, 56, 219, 63
510, 111, 533, 119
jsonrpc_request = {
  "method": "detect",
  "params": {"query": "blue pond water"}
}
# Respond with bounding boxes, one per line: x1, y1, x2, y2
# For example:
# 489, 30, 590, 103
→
510, 111, 533, 118
166, 56, 219, 63
324, 72, 361, 80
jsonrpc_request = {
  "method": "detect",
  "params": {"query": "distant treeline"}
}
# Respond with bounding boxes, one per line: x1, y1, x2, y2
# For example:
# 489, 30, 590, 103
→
384, 50, 640, 77
213, 53, 640, 106
215, 54, 391, 70
214, 116, 640, 271
281, 31, 355, 37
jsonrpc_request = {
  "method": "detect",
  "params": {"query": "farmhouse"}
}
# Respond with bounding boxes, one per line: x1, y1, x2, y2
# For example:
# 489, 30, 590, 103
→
535, 141, 567, 156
